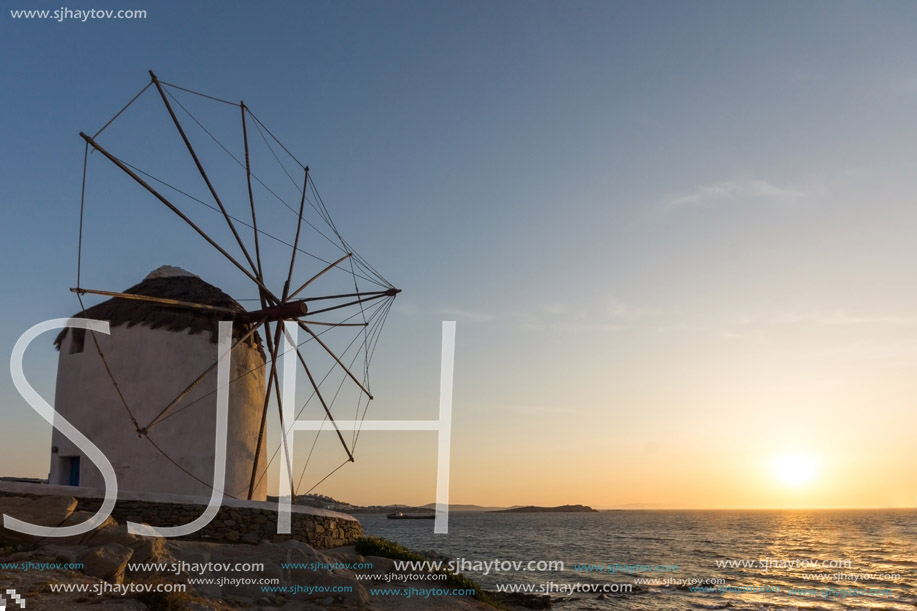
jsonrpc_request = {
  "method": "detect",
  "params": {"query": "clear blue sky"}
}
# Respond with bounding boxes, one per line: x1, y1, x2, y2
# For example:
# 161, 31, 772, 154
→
3, 1, 917, 508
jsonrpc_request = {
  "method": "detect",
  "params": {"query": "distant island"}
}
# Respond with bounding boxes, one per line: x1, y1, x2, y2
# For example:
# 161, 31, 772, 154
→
278, 494, 507, 514
491, 504, 598, 513
282, 495, 599, 514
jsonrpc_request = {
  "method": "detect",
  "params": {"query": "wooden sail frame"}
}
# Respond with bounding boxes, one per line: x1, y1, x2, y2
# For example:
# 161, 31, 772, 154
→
73, 71, 400, 500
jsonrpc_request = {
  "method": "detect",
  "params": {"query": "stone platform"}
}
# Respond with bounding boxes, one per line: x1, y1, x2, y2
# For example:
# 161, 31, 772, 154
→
0, 480, 361, 548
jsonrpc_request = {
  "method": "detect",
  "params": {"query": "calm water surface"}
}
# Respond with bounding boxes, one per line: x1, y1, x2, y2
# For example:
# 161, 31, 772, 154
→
357, 510, 917, 610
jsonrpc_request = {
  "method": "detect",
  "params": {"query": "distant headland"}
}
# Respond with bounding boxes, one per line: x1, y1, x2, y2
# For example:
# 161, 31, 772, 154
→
284, 494, 599, 514
490, 504, 598, 513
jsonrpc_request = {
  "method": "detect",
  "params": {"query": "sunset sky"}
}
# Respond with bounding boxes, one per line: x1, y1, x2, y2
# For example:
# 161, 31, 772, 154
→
2, 1, 917, 509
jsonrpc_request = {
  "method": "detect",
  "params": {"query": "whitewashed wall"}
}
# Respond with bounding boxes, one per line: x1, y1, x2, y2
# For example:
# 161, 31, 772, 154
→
50, 324, 267, 501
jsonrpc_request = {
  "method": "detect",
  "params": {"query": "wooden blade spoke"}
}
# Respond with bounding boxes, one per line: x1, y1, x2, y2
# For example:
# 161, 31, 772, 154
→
74, 74, 404, 503
240, 102, 264, 283
150, 71, 263, 291
299, 320, 368, 327
280, 326, 354, 462
78, 132, 282, 306
301, 288, 399, 303
249, 322, 281, 499
305, 293, 393, 317
142, 318, 267, 434
282, 167, 310, 300
287, 253, 352, 301
71, 287, 239, 315
298, 321, 373, 399
271, 329, 296, 498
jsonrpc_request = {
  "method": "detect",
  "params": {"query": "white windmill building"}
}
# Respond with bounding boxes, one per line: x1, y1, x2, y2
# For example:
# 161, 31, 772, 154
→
50, 266, 268, 501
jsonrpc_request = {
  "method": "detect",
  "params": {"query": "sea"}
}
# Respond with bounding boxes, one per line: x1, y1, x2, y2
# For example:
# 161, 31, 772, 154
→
356, 510, 917, 611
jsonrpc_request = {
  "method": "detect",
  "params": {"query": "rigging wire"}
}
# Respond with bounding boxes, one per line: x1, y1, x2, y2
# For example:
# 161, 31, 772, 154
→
92, 81, 154, 139
76, 75, 400, 500
84, 78, 372, 278
250, 109, 300, 193
296, 412, 327, 495
74, 293, 239, 498
252, 296, 395, 494
76, 143, 89, 288
164, 88, 359, 264
75, 293, 143, 436
274, 297, 394, 491
155, 296, 389, 426
293, 315, 373, 495
87, 78, 391, 289
301, 459, 351, 497
246, 109, 307, 170
143, 432, 239, 500
77, 102, 246, 498
353, 297, 394, 451
349, 243, 371, 444
159, 80, 239, 107
308, 177, 393, 288
116, 158, 386, 288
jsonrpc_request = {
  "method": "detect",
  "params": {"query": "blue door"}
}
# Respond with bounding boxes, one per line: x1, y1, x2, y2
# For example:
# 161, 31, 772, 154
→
67, 456, 80, 486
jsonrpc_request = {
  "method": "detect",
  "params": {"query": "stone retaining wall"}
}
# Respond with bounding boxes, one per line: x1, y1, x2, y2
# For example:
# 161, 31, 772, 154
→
0, 486, 361, 549
77, 499, 362, 548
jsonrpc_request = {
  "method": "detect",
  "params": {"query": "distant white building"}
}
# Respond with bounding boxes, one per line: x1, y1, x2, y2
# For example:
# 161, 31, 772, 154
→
50, 266, 268, 501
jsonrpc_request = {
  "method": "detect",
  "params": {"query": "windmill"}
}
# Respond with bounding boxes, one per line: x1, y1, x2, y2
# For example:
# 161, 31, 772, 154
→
52, 71, 400, 503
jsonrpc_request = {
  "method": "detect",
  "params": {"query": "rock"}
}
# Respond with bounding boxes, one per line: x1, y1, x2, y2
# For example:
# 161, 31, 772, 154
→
20, 495, 79, 524
421, 549, 454, 563
35, 544, 83, 564
161, 538, 370, 606
81, 542, 134, 582
128, 537, 169, 566
0, 495, 77, 543
0, 496, 31, 512
488, 591, 554, 609
85, 523, 140, 548
362, 555, 395, 575
46, 511, 116, 545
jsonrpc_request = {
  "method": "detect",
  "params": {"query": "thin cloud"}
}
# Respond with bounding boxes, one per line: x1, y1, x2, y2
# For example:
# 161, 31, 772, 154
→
393, 302, 495, 323
606, 300, 669, 322
514, 299, 666, 333
710, 308, 917, 345
811, 312, 917, 327
757, 309, 917, 328
489, 404, 581, 415
441, 308, 495, 324
663, 179, 804, 210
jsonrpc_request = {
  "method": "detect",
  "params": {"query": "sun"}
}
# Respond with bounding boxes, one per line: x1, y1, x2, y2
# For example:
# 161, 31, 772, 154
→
772, 454, 817, 487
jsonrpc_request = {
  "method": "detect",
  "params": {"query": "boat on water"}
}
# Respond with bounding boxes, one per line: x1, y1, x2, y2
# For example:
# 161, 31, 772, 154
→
387, 511, 436, 520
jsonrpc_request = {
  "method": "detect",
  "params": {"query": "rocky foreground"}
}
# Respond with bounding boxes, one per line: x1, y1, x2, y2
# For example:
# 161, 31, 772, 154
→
1, 494, 538, 610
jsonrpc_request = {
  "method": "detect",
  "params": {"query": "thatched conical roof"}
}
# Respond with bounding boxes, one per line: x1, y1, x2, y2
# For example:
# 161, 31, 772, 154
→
55, 266, 263, 355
